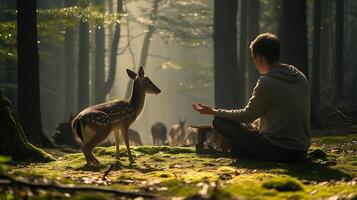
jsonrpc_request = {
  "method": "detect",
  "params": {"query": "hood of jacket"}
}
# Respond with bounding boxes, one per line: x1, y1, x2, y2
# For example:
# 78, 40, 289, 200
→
266, 64, 302, 83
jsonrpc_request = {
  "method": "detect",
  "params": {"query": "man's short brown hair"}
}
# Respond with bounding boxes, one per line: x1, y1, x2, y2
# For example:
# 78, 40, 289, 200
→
249, 33, 280, 65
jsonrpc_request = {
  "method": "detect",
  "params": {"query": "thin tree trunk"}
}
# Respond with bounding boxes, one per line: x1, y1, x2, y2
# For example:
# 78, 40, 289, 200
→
125, 0, 160, 99
78, 1, 90, 111
17, 0, 53, 147
312, 0, 321, 106
279, 0, 308, 76
320, 0, 333, 104
239, 0, 247, 103
64, 0, 76, 116
334, 0, 344, 101
247, 0, 260, 95
94, 0, 106, 103
96, 0, 123, 101
214, 0, 241, 109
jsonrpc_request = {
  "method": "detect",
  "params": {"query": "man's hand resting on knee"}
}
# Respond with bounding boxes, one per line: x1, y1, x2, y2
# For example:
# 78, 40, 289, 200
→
192, 103, 217, 115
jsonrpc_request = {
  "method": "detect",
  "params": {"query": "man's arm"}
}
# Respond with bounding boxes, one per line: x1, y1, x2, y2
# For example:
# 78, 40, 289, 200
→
193, 77, 272, 123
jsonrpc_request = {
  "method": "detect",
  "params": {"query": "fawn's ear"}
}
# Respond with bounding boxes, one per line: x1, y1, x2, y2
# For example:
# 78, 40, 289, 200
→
138, 66, 145, 78
126, 69, 137, 80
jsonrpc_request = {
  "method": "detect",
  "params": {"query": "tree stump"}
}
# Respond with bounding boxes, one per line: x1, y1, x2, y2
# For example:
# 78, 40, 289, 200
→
190, 125, 213, 153
0, 90, 54, 162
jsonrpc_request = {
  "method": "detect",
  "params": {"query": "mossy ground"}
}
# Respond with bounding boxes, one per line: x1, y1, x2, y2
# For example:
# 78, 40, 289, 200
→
9, 135, 357, 199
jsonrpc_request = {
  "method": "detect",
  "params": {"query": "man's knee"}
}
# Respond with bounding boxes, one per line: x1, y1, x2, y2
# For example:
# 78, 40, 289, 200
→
212, 116, 226, 130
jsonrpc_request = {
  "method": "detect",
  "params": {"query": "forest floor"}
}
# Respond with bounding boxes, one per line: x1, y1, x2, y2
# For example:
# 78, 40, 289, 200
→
4, 134, 357, 200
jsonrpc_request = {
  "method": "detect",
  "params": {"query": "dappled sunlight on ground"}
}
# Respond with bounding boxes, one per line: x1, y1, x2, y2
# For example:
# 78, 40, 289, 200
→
9, 135, 357, 199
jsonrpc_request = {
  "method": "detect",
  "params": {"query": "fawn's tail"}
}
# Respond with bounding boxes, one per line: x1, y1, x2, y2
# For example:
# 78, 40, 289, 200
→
71, 117, 84, 142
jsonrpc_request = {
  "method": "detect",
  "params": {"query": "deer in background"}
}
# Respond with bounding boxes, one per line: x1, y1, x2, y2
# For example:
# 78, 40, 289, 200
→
168, 119, 186, 146
126, 129, 143, 146
71, 67, 161, 165
182, 126, 198, 146
151, 122, 167, 146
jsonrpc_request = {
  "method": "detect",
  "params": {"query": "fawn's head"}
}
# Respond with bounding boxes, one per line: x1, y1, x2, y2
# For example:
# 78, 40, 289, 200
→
179, 119, 186, 127
126, 66, 161, 94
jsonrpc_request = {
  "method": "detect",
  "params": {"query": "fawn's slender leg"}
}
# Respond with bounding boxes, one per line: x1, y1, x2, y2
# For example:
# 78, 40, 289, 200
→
114, 129, 121, 160
121, 126, 134, 163
85, 125, 111, 165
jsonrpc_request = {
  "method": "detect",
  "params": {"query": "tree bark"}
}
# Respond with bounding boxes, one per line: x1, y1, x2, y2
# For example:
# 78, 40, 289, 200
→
214, 0, 241, 109
247, 0, 260, 95
238, 0, 247, 103
2, 0, 17, 114
96, 0, 123, 101
312, 0, 321, 106
64, 0, 76, 116
320, 0, 334, 104
0, 90, 54, 162
17, 0, 53, 147
334, 0, 344, 101
94, 0, 106, 103
78, 1, 90, 111
279, 0, 308, 76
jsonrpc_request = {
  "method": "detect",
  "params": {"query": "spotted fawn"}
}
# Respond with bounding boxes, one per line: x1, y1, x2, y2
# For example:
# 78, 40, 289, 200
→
71, 67, 161, 165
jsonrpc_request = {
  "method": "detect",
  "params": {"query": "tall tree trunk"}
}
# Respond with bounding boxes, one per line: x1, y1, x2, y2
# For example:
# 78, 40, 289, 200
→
3, 0, 17, 114
320, 0, 334, 104
5, 60, 16, 114
94, 0, 106, 103
334, 0, 344, 101
247, 0, 260, 95
214, 0, 241, 109
0, 90, 54, 162
238, 0, 247, 103
64, 0, 76, 116
279, 0, 308, 76
312, 0, 321, 106
96, 0, 123, 101
17, 0, 53, 147
78, 1, 90, 111
125, 0, 160, 99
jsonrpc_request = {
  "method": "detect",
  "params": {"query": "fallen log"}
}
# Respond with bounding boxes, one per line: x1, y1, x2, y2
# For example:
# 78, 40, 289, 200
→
0, 173, 156, 199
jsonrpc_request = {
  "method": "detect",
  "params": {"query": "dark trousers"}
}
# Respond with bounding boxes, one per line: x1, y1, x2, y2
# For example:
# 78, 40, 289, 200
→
212, 117, 307, 163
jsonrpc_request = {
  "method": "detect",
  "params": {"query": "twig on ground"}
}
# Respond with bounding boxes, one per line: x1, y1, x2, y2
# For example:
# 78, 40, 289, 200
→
102, 163, 115, 180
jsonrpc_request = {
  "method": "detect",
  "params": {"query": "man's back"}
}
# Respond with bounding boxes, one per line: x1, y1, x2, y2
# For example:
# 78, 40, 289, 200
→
259, 64, 311, 151
215, 64, 311, 151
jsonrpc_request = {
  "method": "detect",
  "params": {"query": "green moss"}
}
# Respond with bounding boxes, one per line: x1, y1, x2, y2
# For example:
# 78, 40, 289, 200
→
312, 135, 357, 145
73, 193, 112, 200
7, 135, 357, 199
133, 146, 195, 155
262, 177, 304, 192
160, 179, 199, 197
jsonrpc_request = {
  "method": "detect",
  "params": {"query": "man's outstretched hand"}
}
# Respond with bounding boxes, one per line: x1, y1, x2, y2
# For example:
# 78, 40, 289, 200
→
192, 103, 217, 115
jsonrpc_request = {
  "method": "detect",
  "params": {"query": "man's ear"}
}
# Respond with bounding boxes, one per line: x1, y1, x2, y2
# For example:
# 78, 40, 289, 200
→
138, 66, 144, 78
126, 69, 137, 80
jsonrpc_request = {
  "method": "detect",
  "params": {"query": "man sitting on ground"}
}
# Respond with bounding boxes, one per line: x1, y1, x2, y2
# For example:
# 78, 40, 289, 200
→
192, 33, 311, 163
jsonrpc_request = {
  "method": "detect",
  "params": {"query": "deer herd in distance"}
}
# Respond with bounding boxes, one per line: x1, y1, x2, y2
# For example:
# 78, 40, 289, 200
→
94, 119, 199, 147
